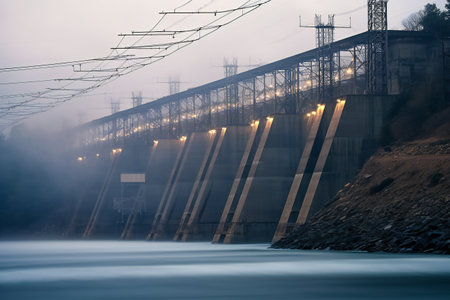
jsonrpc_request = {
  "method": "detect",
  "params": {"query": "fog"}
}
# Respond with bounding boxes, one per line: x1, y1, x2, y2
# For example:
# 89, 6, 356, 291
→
0, 0, 448, 238
1, 242, 450, 299
0, 0, 447, 133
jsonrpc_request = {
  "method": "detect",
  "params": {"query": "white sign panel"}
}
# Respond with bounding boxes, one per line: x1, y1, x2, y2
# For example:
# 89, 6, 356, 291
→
120, 173, 146, 183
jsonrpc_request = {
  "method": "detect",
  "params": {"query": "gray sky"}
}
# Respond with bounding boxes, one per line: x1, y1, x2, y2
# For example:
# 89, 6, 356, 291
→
0, 0, 447, 133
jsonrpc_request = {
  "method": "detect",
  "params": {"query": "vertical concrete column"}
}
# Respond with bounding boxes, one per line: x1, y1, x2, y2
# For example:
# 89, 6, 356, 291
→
223, 118, 273, 243
152, 131, 217, 240
146, 137, 188, 240
152, 134, 197, 238
83, 150, 121, 238
121, 142, 158, 240
172, 130, 218, 240
272, 105, 325, 242
180, 128, 227, 241
297, 100, 346, 225
212, 122, 260, 243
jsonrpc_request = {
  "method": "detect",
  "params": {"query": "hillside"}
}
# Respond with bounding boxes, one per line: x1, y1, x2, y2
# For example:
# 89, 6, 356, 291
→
273, 136, 450, 254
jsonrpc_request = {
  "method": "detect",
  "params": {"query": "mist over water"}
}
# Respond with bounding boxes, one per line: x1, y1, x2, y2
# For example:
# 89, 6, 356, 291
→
1, 241, 449, 300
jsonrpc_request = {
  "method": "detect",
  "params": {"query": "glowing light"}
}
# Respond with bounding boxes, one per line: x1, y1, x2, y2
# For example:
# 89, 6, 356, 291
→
77, 157, 84, 161
179, 136, 187, 142
346, 68, 353, 75
337, 99, 342, 103
112, 148, 122, 155
209, 129, 216, 135
96, 153, 100, 157
266, 116, 274, 122
312, 111, 317, 115
306, 80, 312, 86
307, 113, 311, 117
153, 140, 159, 145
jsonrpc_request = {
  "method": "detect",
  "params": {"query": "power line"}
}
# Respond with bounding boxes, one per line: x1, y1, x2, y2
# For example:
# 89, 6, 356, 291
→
0, 0, 271, 130
0, 55, 133, 73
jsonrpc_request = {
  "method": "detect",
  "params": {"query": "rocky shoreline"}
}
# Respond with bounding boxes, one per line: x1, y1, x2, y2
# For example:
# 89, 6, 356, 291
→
272, 140, 450, 254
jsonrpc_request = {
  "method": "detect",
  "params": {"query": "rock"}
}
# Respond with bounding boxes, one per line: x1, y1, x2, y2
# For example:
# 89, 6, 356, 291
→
369, 178, 394, 195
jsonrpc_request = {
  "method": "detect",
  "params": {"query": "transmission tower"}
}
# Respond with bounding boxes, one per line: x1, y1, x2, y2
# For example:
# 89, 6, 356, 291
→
223, 57, 238, 77
132, 91, 143, 107
223, 58, 239, 123
300, 14, 351, 102
168, 78, 180, 95
111, 99, 120, 114
368, 0, 388, 94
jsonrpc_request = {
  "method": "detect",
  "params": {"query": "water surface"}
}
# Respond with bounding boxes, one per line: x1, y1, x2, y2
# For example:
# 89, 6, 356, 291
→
0, 241, 449, 299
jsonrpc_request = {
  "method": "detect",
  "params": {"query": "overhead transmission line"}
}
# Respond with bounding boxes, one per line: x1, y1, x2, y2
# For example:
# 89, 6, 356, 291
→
0, 0, 271, 130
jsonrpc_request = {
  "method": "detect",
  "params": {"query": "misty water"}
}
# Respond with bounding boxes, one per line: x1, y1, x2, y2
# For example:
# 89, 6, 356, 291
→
0, 241, 449, 299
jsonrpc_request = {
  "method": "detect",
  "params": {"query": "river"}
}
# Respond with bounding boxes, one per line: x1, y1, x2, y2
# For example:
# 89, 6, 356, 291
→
0, 241, 449, 299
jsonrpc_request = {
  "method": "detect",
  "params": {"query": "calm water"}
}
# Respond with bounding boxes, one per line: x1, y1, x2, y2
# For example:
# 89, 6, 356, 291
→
0, 241, 449, 300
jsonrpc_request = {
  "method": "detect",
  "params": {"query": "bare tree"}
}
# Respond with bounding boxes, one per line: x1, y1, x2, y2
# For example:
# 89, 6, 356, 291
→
402, 11, 424, 31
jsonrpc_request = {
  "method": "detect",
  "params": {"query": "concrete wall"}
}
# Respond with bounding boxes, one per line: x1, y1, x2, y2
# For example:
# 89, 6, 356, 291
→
79, 96, 394, 243
84, 145, 150, 238
65, 152, 115, 237
178, 125, 254, 241
220, 115, 309, 243
304, 95, 392, 220
388, 34, 442, 95
149, 132, 216, 240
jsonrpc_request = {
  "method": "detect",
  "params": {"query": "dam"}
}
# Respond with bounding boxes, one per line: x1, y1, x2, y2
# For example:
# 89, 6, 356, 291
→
69, 29, 448, 243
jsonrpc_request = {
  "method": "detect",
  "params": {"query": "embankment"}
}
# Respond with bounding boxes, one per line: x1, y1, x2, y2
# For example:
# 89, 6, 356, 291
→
273, 138, 450, 254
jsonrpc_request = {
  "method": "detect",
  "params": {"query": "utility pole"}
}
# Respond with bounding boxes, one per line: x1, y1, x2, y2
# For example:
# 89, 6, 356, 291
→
367, 0, 389, 94
300, 14, 351, 102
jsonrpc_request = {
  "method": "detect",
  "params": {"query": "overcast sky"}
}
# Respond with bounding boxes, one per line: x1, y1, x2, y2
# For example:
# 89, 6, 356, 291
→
0, 0, 447, 133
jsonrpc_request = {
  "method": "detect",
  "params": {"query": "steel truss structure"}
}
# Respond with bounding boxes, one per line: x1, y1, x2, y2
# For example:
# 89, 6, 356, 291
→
300, 14, 351, 104
75, 31, 399, 148
368, 0, 388, 94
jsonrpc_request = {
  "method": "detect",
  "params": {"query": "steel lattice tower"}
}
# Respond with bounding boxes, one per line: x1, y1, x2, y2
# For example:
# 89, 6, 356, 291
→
223, 58, 240, 124
300, 15, 350, 102
368, 0, 388, 94
132, 91, 143, 107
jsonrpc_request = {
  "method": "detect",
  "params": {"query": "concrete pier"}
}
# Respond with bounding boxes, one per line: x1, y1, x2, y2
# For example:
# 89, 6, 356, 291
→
78, 95, 393, 243
272, 105, 325, 242
296, 96, 392, 224
83, 145, 151, 238
149, 132, 216, 240
221, 115, 309, 243
212, 122, 261, 243
65, 152, 116, 237
177, 126, 254, 241
144, 139, 188, 240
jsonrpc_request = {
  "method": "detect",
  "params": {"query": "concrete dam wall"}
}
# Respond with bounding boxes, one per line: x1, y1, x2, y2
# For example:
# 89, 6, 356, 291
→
75, 95, 393, 243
